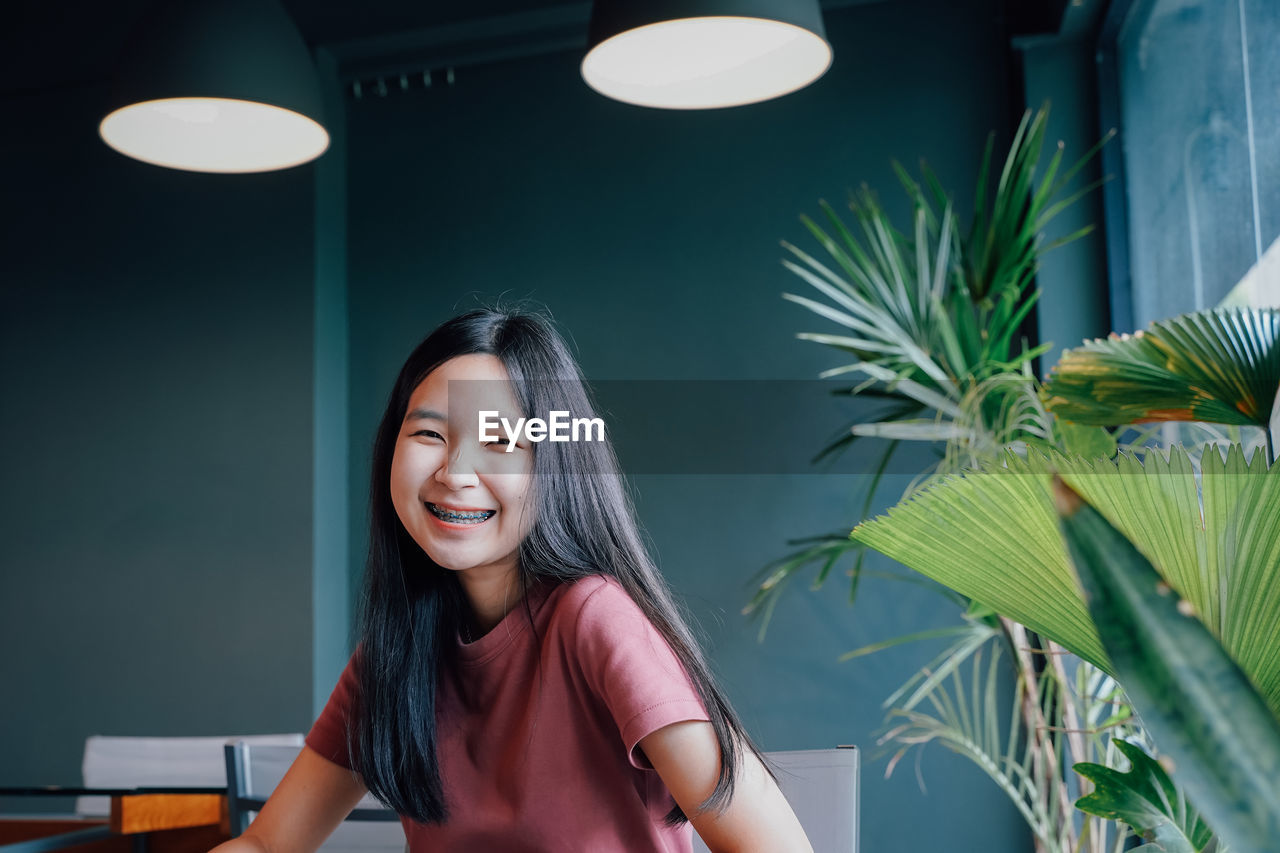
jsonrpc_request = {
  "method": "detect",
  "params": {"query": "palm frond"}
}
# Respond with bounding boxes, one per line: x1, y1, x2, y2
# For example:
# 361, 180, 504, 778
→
1045, 308, 1280, 430
851, 444, 1280, 716
778, 105, 1109, 542
876, 636, 1080, 853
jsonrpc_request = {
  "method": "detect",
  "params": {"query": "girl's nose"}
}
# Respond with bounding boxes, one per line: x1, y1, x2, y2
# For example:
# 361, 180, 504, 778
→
435, 444, 481, 489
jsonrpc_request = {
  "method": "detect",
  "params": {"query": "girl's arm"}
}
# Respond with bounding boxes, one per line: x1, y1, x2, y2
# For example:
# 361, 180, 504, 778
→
640, 721, 814, 853
208, 746, 369, 853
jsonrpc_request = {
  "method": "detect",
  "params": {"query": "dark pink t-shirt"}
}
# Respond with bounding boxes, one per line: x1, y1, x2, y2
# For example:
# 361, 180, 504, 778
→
305, 575, 711, 852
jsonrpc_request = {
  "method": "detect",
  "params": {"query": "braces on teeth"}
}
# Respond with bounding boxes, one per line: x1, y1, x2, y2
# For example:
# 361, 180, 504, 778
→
429, 504, 494, 522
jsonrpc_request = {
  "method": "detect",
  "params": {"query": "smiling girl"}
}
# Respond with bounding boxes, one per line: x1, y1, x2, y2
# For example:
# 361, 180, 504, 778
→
211, 309, 810, 853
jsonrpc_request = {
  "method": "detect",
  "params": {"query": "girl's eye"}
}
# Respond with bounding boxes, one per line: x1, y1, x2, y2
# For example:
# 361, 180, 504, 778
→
411, 429, 443, 440
483, 437, 510, 447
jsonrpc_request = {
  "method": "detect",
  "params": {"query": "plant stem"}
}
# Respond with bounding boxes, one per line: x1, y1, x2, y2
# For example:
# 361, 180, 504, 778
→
1004, 618, 1076, 853
1047, 641, 1098, 853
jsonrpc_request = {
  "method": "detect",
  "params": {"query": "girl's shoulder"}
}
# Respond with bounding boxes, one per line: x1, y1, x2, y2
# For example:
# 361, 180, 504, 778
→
551, 573, 633, 616
545, 574, 655, 647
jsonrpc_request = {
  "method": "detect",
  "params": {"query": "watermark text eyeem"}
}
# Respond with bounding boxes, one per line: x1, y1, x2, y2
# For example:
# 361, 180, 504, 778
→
479, 410, 605, 451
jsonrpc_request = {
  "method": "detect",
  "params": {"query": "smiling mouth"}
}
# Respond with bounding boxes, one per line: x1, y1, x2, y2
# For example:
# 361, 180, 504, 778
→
426, 503, 496, 525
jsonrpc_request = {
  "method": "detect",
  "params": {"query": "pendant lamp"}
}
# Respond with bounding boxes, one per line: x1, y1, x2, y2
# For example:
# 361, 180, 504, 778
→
99, 0, 329, 173
581, 0, 832, 109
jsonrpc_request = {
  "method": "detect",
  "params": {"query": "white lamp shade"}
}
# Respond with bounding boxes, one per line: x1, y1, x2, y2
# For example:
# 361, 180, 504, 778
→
100, 0, 328, 173
582, 0, 831, 109
582, 15, 831, 109
100, 97, 329, 174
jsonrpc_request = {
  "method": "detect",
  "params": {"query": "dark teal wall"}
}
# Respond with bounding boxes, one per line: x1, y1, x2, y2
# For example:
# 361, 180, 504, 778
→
311, 47, 354, 719
343, 0, 1030, 849
1023, 36, 1113, 365
0, 85, 317, 800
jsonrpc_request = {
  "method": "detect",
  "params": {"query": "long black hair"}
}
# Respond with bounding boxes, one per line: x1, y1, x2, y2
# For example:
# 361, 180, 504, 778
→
351, 307, 764, 825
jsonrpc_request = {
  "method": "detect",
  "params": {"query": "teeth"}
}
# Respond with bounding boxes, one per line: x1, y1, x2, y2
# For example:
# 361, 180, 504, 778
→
427, 503, 495, 523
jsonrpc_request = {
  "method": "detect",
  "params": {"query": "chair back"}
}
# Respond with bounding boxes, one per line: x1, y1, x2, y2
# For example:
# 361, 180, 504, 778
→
225, 741, 405, 853
691, 747, 859, 853
77, 733, 304, 817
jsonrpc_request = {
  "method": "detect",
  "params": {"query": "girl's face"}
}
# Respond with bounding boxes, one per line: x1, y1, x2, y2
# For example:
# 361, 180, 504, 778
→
389, 354, 535, 583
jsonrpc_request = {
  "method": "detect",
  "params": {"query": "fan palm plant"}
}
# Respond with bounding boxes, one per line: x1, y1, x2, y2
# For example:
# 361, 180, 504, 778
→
853, 307, 1280, 851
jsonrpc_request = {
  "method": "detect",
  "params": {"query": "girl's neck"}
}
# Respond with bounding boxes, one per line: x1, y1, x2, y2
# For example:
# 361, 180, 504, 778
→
457, 563, 523, 638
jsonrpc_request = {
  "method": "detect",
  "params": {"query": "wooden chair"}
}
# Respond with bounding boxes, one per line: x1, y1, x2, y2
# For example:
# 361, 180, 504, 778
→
691, 747, 859, 853
77, 733, 306, 817
224, 741, 405, 853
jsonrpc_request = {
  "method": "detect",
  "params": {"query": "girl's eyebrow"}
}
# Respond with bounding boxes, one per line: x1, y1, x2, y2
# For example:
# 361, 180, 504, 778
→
405, 408, 447, 422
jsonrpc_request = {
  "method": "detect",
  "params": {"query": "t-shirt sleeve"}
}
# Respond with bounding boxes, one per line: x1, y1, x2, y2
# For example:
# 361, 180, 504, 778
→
305, 652, 360, 770
571, 579, 712, 770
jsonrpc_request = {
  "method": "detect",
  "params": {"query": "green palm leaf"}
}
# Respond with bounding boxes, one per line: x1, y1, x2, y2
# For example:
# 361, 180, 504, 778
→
1074, 740, 1214, 853
1045, 308, 1280, 428
850, 444, 1280, 715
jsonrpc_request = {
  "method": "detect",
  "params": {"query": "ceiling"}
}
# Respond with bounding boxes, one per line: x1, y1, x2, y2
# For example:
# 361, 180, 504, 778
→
2, 0, 888, 98
3, 0, 1096, 100
289, 0, 586, 45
